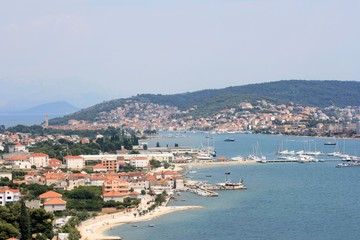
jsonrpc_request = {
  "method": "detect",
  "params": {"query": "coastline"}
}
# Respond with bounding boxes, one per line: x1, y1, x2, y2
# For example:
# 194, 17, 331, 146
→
78, 205, 203, 240
78, 160, 254, 239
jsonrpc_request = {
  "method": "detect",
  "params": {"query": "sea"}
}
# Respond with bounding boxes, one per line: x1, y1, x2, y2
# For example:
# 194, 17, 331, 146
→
0, 115, 45, 127
108, 132, 360, 240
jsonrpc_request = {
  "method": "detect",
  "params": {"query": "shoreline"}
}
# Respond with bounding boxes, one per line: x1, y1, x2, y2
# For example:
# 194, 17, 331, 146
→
78, 160, 255, 239
78, 205, 203, 240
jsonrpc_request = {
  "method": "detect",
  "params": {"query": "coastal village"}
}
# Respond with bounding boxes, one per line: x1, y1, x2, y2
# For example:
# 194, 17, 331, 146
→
0, 128, 251, 240
1, 99, 360, 239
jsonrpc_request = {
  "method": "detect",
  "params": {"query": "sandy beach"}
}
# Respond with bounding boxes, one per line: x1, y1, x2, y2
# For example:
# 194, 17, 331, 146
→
78, 160, 252, 239
78, 205, 203, 240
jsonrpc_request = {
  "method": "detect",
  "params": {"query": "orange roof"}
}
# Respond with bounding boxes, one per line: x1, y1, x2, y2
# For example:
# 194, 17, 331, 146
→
28, 153, 49, 157
43, 198, 67, 205
93, 163, 107, 169
102, 191, 128, 197
0, 187, 20, 193
44, 172, 66, 179
129, 191, 140, 195
49, 158, 62, 162
6, 238, 18, 240
145, 174, 156, 181
39, 190, 62, 199
7, 156, 28, 161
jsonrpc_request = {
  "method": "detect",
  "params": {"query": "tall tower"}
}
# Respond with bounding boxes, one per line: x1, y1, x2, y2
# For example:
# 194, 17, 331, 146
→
44, 114, 49, 128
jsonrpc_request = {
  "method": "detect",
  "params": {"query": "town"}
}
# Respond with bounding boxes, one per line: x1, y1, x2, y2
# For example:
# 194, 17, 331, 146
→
46, 99, 360, 137
1, 99, 360, 239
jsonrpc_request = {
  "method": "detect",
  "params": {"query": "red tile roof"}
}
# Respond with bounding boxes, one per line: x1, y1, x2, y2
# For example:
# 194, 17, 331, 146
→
39, 191, 62, 199
43, 198, 67, 205
0, 187, 20, 193
102, 191, 128, 197
7, 156, 28, 161
93, 163, 107, 169
28, 153, 49, 157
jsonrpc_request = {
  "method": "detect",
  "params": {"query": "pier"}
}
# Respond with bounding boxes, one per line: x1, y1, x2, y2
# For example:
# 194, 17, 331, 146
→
206, 184, 247, 190
185, 179, 246, 196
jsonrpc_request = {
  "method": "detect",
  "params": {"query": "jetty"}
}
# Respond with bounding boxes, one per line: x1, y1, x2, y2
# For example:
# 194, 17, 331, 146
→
185, 178, 246, 196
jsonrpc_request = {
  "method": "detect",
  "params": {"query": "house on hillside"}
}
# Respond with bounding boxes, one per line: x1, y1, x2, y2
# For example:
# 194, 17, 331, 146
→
8, 143, 28, 153
28, 153, 49, 168
39, 190, 66, 211
48, 158, 63, 170
43, 198, 67, 212
5, 156, 31, 169
102, 178, 129, 202
92, 163, 107, 172
64, 155, 85, 170
0, 187, 21, 206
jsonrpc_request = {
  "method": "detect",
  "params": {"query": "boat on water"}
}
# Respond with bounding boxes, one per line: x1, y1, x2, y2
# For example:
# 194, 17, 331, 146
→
231, 156, 244, 161
336, 161, 360, 168
216, 178, 246, 190
324, 142, 336, 145
224, 138, 235, 142
225, 169, 231, 175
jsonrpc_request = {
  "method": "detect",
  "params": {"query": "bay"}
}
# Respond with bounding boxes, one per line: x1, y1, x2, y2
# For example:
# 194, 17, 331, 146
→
106, 132, 360, 240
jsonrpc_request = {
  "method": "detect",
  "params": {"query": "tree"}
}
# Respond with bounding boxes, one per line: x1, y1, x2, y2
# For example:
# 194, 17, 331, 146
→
149, 159, 161, 169
19, 200, 30, 240
29, 208, 54, 239
0, 221, 19, 239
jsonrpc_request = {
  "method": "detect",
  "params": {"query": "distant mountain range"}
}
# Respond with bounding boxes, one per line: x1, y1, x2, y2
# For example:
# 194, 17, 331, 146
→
0, 101, 79, 116
49, 80, 360, 125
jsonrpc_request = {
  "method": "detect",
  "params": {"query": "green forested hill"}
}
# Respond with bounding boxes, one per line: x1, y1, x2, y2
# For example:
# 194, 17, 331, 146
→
49, 80, 360, 125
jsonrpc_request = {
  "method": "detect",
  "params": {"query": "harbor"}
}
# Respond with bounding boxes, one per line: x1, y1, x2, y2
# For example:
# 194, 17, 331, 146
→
106, 132, 360, 240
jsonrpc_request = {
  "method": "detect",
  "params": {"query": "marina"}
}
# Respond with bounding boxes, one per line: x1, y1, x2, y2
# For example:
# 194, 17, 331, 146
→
106, 132, 360, 240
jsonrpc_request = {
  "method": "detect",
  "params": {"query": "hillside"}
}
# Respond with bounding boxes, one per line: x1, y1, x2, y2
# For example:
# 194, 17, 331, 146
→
49, 80, 360, 125
21, 101, 79, 115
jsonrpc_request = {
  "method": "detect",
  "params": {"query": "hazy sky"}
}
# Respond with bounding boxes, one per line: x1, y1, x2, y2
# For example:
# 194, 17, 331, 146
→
1, 0, 359, 110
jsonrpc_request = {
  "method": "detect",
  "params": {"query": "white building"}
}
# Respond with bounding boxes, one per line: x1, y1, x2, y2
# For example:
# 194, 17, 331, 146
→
64, 155, 85, 170
129, 157, 149, 168
28, 153, 49, 168
8, 143, 28, 153
0, 187, 21, 206
43, 198, 67, 211
5, 156, 32, 169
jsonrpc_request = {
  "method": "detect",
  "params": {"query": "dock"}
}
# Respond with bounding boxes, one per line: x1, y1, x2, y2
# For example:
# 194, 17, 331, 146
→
185, 179, 246, 196
187, 187, 219, 197
206, 184, 247, 190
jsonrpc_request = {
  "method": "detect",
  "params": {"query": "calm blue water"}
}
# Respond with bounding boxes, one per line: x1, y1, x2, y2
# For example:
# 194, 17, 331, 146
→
0, 115, 45, 127
107, 133, 360, 240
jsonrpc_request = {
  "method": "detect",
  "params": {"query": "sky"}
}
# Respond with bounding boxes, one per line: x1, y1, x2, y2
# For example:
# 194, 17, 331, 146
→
0, 0, 359, 111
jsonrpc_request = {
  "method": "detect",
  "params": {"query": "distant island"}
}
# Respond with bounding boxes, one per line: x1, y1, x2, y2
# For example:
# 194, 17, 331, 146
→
41, 80, 360, 138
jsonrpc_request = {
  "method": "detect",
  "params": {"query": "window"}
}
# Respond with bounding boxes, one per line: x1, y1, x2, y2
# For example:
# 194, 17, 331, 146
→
7, 196, 12, 200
